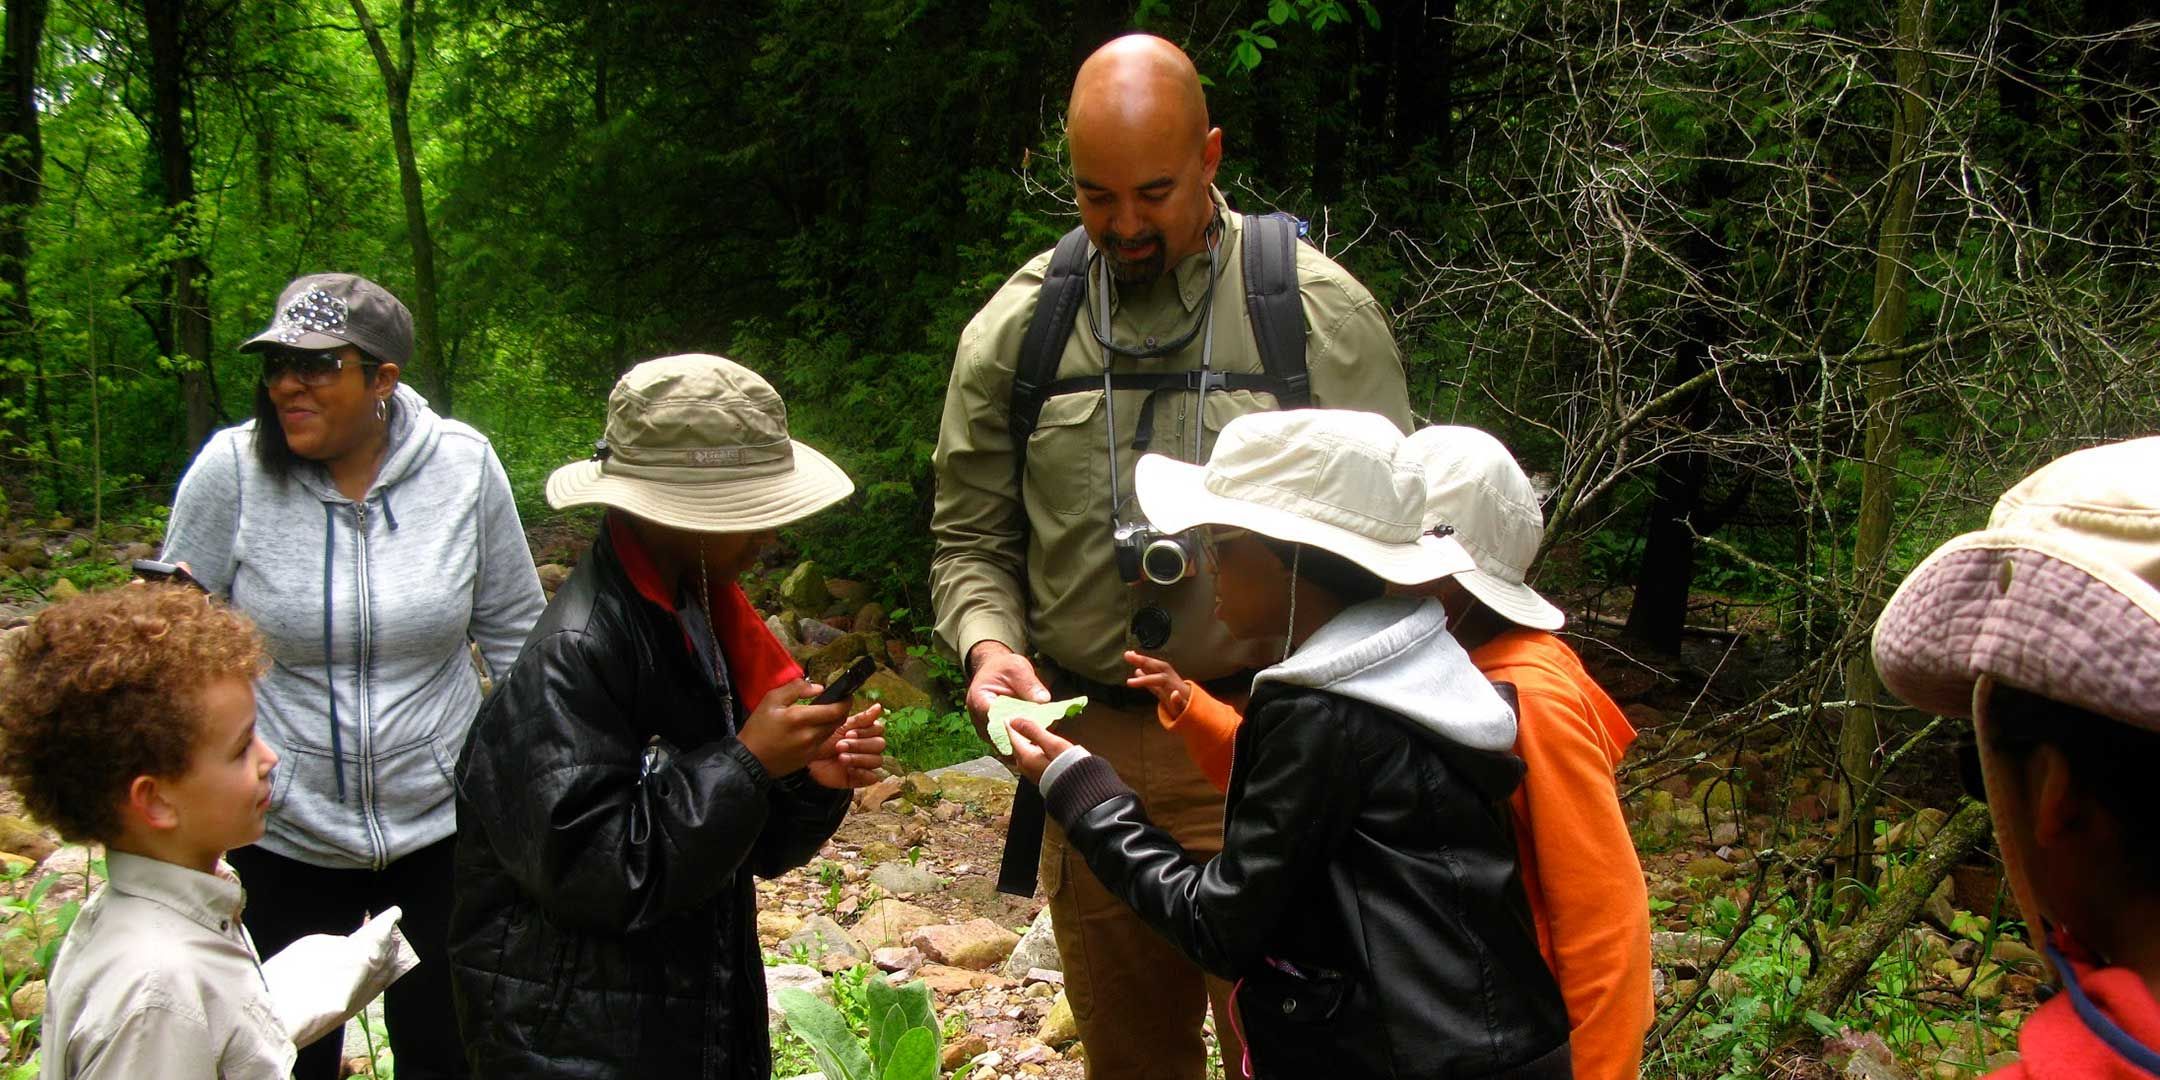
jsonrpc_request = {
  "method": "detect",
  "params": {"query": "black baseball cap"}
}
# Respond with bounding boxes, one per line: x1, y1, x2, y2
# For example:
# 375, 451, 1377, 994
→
239, 273, 414, 367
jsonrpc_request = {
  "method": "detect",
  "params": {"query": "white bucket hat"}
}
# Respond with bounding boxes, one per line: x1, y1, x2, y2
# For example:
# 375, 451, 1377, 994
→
1873, 436, 2160, 731
1406, 426, 1566, 630
546, 354, 854, 532
1132, 410, 1476, 585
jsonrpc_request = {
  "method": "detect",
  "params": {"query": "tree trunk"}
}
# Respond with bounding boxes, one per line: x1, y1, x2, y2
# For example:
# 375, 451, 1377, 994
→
351, 0, 450, 412
1622, 403, 1709, 653
1837, 0, 1932, 907
144, 0, 219, 450
0, 0, 48, 491
1780, 800, 1991, 1046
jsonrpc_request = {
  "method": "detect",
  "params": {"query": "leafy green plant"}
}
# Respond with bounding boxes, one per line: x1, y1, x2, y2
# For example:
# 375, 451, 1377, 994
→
0, 853, 103, 1070
881, 706, 988, 774
777, 967, 943, 1080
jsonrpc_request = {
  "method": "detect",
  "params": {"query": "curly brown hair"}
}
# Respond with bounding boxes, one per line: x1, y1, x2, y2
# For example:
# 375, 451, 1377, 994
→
0, 584, 264, 844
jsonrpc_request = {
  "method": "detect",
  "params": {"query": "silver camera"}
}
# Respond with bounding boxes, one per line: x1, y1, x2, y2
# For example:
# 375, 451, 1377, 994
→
1114, 521, 1199, 586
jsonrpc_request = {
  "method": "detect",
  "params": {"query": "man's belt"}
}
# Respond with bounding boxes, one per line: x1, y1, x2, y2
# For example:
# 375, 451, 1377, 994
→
994, 664, 1258, 897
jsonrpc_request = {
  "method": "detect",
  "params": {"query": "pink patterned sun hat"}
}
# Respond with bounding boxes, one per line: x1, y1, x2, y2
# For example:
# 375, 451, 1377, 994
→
1872, 437, 2160, 730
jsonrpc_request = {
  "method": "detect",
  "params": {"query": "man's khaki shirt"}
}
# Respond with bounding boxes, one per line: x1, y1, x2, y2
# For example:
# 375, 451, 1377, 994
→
932, 191, 1412, 686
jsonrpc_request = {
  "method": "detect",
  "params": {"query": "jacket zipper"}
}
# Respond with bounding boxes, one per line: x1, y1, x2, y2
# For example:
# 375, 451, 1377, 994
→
354, 499, 387, 870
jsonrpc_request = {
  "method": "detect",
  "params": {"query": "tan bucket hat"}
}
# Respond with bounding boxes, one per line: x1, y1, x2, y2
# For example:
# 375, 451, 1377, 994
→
1873, 436, 2160, 730
545, 354, 854, 533
1132, 409, 1476, 585
1406, 426, 1566, 630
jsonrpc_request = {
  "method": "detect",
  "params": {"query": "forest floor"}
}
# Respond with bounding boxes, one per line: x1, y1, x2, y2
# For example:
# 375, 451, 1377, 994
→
0, 515, 2039, 1079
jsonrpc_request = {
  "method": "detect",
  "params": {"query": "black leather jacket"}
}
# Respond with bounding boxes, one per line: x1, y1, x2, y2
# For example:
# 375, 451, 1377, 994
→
449, 526, 848, 1078
1045, 680, 1573, 1078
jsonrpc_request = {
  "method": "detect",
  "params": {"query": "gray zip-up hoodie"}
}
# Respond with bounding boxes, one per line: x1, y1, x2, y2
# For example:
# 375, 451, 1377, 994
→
164, 385, 545, 870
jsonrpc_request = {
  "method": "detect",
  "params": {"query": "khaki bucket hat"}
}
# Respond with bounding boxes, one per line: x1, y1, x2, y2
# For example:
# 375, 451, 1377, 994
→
1406, 426, 1566, 631
1132, 409, 1476, 585
545, 354, 854, 532
1872, 436, 2160, 731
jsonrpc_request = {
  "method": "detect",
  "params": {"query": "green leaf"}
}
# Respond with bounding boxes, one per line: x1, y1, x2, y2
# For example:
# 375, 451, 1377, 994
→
1804, 1009, 1840, 1037
878, 1027, 939, 1080
986, 695, 1086, 754
1268, 1, 1292, 23
777, 988, 873, 1080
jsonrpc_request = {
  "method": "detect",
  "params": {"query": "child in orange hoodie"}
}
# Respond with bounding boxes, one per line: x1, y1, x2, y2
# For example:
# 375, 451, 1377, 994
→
1124, 426, 1654, 1080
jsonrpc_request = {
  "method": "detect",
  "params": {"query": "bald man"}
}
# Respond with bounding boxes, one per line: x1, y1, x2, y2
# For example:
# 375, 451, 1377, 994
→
931, 34, 1411, 1080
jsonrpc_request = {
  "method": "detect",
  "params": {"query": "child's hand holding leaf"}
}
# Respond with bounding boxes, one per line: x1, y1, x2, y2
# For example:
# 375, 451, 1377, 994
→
1005, 718, 1075, 785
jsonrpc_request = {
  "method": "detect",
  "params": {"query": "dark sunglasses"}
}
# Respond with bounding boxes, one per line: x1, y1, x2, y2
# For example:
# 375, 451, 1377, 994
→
260, 348, 366, 387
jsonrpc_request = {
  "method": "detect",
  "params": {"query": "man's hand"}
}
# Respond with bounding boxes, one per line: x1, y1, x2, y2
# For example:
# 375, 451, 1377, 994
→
737, 678, 849, 778
806, 703, 887, 790
1123, 650, 1190, 716
1004, 718, 1074, 786
965, 641, 1049, 752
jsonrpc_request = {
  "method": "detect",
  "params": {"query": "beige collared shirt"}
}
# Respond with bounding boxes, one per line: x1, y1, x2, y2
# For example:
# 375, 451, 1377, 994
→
41, 851, 296, 1080
932, 190, 1413, 684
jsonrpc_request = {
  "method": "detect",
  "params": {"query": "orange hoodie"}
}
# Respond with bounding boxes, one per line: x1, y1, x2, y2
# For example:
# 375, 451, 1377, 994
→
1162, 628, 1653, 1080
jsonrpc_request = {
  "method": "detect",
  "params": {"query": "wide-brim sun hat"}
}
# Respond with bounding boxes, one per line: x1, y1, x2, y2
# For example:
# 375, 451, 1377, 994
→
1872, 436, 2160, 731
1133, 409, 1476, 585
546, 353, 854, 533
1406, 425, 1565, 631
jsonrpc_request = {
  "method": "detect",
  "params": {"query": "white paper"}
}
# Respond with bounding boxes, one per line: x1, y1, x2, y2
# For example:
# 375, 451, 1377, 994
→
259, 905, 422, 1048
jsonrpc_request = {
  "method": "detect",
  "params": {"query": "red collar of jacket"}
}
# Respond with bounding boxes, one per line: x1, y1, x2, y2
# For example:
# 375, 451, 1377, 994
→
606, 514, 803, 705
1992, 930, 2160, 1079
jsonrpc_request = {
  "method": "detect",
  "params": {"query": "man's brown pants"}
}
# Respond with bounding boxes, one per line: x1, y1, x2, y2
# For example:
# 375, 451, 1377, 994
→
1041, 699, 1244, 1080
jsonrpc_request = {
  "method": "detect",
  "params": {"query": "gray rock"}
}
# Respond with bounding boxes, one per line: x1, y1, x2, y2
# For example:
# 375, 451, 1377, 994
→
860, 670, 930, 714
898, 656, 937, 694
798, 618, 844, 648
872, 946, 924, 976
929, 757, 1016, 783
1002, 907, 1061, 978
765, 963, 830, 1028
868, 862, 943, 897
766, 614, 800, 650
779, 916, 867, 964
781, 563, 828, 613
854, 602, 888, 634
1651, 930, 1721, 976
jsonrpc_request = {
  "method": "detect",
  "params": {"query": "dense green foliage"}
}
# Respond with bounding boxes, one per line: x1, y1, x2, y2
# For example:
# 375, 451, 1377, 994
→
0, 1, 2154, 1072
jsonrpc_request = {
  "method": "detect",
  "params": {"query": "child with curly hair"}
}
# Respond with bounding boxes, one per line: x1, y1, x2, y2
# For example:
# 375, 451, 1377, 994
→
0, 585, 404, 1079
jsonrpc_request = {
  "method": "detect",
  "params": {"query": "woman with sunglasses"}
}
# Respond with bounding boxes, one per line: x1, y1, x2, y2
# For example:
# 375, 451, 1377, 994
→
161, 273, 545, 1080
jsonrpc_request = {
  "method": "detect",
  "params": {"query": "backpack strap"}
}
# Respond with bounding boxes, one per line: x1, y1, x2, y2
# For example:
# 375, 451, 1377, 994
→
1242, 212, 1310, 408
1011, 225, 1095, 444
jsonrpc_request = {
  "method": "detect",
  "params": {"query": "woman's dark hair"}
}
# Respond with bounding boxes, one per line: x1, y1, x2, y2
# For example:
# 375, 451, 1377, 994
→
1262, 538, 1388, 606
1986, 681, 2160, 890
251, 348, 385, 480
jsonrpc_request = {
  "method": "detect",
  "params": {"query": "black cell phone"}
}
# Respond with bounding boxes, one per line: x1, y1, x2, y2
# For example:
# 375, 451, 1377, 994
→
132, 559, 206, 593
810, 655, 877, 705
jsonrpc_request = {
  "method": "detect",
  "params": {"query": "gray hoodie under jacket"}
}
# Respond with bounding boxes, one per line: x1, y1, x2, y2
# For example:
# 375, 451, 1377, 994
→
1250, 595, 1517, 751
164, 385, 545, 870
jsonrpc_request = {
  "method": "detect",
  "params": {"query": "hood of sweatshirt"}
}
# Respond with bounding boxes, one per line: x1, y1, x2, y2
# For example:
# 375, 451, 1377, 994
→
1252, 596, 1518, 754
290, 384, 442, 508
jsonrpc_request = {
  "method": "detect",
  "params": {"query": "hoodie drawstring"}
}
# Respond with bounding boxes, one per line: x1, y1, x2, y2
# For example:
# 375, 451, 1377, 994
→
379, 490, 399, 532
322, 503, 347, 801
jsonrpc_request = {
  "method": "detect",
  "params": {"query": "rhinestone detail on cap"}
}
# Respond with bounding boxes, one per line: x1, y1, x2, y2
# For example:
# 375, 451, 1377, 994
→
271, 289, 349, 345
